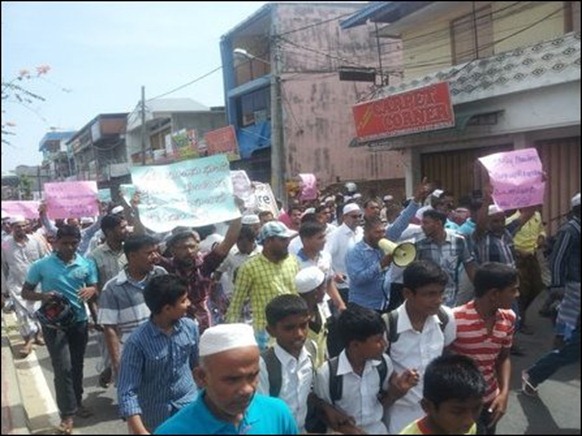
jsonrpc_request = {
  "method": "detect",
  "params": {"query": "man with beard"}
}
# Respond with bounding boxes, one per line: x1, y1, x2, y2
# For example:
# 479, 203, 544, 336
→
97, 234, 167, 381
2, 216, 49, 357
226, 221, 300, 350
157, 214, 242, 334
346, 215, 394, 313
155, 323, 297, 434
416, 209, 475, 307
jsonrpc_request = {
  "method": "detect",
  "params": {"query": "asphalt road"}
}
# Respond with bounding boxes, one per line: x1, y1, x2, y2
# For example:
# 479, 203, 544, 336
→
12, 292, 582, 434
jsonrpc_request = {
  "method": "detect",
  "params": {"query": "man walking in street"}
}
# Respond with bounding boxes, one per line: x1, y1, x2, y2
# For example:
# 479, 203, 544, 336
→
2, 216, 49, 357
22, 225, 98, 435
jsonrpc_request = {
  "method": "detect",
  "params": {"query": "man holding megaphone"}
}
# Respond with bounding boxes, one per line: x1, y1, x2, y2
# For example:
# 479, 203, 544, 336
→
346, 216, 402, 314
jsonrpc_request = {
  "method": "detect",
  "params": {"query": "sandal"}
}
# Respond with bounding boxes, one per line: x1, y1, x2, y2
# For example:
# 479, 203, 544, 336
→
56, 420, 73, 434
521, 370, 538, 397
18, 344, 33, 358
34, 335, 45, 346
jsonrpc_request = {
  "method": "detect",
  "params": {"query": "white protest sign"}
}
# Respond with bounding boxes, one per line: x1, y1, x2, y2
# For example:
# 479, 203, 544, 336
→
230, 170, 255, 211
253, 182, 279, 217
131, 154, 240, 233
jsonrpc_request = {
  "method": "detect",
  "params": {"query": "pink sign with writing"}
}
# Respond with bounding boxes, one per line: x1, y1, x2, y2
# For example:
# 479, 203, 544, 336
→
1, 201, 41, 219
44, 181, 99, 219
478, 148, 545, 210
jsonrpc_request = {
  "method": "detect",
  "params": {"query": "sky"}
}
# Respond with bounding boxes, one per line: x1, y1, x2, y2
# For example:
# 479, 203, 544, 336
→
1, 1, 268, 173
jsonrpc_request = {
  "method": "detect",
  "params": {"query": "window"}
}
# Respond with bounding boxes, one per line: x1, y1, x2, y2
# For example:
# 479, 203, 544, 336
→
237, 88, 270, 127
451, 5, 494, 64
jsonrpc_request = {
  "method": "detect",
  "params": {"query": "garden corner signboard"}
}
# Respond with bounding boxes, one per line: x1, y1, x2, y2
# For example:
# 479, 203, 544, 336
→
352, 81, 455, 141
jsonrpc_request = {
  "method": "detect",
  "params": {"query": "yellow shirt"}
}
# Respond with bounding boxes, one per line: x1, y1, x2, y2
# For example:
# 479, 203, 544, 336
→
400, 418, 477, 434
226, 253, 299, 331
506, 211, 546, 254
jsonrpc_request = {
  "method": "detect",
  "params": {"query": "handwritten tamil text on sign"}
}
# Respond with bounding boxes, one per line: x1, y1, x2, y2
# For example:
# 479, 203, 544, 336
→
131, 154, 240, 233
1, 201, 41, 220
478, 148, 545, 210
44, 181, 99, 219
352, 82, 455, 141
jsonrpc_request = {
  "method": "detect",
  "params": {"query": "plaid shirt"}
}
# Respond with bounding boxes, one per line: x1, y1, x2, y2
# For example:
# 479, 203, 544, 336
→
415, 230, 474, 306
226, 253, 299, 331
158, 250, 225, 333
472, 221, 521, 267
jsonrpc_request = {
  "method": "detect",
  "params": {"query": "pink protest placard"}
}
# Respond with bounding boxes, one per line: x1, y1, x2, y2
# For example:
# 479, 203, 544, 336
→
1, 201, 41, 219
478, 148, 545, 210
44, 181, 99, 219
298, 173, 318, 201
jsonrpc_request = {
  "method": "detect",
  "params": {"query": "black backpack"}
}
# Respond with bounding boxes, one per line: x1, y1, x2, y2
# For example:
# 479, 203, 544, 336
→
262, 347, 315, 397
327, 353, 388, 404
382, 306, 449, 351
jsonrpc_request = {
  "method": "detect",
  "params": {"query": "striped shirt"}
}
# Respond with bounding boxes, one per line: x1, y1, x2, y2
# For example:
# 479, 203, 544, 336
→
472, 221, 520, 267
87, 242, 127, 291
450, 301, 516, 404
117, 317, 199, 432
226, 253, 299, 331
415, 230, 474, 307
97, 266, 167, 344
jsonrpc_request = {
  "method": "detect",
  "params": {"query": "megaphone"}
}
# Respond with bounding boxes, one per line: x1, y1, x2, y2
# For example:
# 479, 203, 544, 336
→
378, 239, 417, 267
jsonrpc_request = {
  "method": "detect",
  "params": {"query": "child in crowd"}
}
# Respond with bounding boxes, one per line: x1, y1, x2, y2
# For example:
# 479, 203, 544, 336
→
400, 354, 486, 435
295, 266, 329, 368
384, 260, 456, 434
448, 262, 518, 435
314, 304, 418, 434
117, 275, 199, 434
259, 294, 346, 432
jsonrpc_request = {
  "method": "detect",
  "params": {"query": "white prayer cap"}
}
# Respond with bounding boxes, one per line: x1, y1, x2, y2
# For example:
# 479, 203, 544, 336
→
241, 214, 260, 225
342, 203, 361, 216
488, 204, 504, 216
80, 217, 94, 225
301, 207, 316, 218
383, 194, 394, 202
199, 323, 257, 357
295, 267, 325, 294
324, 196, 334, 204
571, 193, 581, 208
431, 189, 445, 199
111, 205, 124, 215
9, 215, 26, 225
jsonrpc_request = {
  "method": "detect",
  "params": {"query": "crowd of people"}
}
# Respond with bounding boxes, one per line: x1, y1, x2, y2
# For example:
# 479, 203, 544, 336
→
1, 180, 580, 435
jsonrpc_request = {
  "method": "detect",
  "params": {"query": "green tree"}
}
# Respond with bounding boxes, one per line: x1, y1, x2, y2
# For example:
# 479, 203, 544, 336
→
18, 174, 33, 200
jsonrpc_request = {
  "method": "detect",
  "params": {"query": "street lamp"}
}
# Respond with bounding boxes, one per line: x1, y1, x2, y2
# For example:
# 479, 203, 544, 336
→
232, 47, 285, 203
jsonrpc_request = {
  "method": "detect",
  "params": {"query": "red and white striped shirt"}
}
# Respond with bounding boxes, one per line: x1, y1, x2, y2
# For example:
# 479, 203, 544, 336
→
450, 300, 516, 404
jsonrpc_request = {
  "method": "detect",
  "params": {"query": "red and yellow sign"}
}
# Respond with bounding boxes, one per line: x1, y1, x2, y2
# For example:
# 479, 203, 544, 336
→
352, 82, 455, 141
204, 125, 240, 161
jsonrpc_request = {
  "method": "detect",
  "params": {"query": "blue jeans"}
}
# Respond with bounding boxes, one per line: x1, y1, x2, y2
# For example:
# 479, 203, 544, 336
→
42, 321, 88, 418
527, 324, 580, 387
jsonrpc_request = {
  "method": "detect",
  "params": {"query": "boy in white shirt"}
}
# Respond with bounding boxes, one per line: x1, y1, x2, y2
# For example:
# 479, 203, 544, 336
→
258, 294, 346, 432
314, 304, 419, 434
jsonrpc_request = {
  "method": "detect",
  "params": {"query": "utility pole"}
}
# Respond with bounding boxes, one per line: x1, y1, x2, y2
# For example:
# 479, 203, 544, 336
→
270, 31, 286, 206
140, 86, 146, 165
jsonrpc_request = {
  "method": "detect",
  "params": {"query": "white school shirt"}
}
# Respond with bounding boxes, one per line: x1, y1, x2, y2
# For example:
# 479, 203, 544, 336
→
314, 350, 393, 434
258, 343, 313, 432
384, 303, 456, 434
